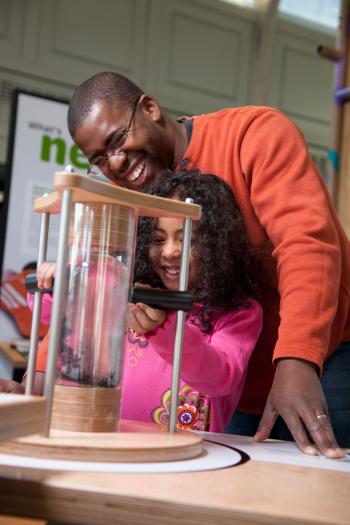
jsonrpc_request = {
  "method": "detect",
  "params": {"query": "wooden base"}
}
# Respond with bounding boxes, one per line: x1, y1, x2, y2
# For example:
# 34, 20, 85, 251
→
0, 516, 47, 525
0, 394, 46, 441
52, 384, 121, 432
0, 421, 203, 463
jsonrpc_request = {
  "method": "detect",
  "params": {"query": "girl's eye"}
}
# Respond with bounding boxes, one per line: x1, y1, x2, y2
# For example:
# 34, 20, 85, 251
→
152, 237, 164, 245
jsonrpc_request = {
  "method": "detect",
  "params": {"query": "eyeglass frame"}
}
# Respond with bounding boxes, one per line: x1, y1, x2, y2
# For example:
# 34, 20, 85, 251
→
87, 95, 142, 176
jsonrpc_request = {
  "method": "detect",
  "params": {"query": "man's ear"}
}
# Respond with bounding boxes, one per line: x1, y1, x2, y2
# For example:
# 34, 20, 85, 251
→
138, 94, 162, 123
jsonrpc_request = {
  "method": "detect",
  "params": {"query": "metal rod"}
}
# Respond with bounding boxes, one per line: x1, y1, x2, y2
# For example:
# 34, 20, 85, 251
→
254, 0, 280, 105
322, 0, 350, 203
317, 45, 343, 62
168, 198, 193, 433
334, 86, 350, 105
43, 189, 72, 436
25, 212, 50, 395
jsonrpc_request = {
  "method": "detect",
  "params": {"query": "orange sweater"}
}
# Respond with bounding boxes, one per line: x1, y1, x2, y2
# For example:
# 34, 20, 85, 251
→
36, 106, 350, 414
182, 106, 350, 413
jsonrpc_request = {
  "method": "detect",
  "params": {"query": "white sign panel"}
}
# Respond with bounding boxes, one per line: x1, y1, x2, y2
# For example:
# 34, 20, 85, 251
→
0, 91, 88, 340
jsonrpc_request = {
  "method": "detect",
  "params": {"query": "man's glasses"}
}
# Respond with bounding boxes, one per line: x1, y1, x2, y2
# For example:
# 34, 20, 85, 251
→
87, 96, 142, 177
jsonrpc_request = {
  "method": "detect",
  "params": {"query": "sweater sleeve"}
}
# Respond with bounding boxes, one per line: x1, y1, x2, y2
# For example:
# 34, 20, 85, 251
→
27, 292, 53, 325
35, 332, 49, 372
26, 292, 51, 372
144, 300, 263, 396
240, 109, 341, 370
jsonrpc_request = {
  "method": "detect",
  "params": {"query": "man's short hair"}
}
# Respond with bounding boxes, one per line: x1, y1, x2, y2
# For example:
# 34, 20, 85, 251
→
68, 71, 143, 137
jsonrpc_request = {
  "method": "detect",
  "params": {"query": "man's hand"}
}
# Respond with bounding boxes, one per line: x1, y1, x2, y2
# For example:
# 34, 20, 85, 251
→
253, 358, 344, 458
128, 303, 166, 334
0, 379, 25, 394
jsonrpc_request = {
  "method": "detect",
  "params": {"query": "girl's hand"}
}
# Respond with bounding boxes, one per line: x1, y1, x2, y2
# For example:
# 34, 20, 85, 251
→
37, 262, 56, 290
0, 372, 45, 395
128, 303, 166, 334
0, 379, 25, 394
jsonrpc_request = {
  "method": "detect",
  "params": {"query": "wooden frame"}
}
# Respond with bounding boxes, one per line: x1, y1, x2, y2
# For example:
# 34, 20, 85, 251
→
0, 394, 46, 441
34, 172, 201, 219
0, 171, 201, 452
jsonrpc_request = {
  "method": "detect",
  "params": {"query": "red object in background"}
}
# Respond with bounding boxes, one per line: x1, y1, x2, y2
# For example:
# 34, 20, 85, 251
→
0, 268, 49, 338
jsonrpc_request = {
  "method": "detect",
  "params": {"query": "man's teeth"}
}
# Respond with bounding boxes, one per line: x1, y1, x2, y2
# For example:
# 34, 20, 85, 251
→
130, 160, 146, 181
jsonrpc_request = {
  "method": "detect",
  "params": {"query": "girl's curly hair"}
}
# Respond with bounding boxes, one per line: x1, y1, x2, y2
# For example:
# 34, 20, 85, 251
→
134, 169, 259, 332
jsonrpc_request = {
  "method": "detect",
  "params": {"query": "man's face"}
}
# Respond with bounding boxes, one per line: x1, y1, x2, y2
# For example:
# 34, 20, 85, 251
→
73, 96, 176, 191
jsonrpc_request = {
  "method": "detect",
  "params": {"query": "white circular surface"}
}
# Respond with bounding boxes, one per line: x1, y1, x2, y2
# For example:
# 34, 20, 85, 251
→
0, 440, 245, 473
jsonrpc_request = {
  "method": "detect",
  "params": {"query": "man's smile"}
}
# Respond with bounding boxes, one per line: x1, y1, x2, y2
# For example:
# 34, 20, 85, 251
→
127, 158, 146, 182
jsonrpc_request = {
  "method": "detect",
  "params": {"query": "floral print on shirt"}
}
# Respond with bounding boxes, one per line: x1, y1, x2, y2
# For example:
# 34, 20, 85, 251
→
127, 328, 148, 367
152, 385, 210, 431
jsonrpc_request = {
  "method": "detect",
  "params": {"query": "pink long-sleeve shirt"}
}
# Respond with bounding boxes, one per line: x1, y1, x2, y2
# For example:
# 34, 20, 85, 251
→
122, 303, 262, 432
29, 293, 262, 432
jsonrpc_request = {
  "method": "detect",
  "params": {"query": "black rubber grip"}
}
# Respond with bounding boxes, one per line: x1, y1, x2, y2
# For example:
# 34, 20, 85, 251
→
25, 273, 54, 294
25, 273, 193, 312
128, 288, 193, 312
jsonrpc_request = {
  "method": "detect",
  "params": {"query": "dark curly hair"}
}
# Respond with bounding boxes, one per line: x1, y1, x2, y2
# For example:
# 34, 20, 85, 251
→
134, 169, 259, 332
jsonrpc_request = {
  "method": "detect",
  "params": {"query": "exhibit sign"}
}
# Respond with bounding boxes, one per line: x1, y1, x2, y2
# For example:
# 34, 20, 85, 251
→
0, 91, 88, 340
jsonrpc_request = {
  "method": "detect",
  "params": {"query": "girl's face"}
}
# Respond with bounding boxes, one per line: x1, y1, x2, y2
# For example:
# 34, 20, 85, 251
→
148, 216, 197, 291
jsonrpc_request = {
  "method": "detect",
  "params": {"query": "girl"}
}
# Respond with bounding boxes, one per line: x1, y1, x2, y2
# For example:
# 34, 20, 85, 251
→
122, 169, 263, 432
22, 170, 263, 432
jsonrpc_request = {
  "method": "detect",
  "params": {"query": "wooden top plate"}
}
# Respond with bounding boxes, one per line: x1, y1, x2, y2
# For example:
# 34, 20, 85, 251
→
34, 171, 201, 220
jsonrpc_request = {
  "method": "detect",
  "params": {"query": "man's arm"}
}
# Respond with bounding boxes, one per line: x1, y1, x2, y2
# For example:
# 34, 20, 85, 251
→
241, 109, 345, 457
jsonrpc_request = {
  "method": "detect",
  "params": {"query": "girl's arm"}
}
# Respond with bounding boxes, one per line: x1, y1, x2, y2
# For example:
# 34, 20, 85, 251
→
145, 300, 263, 397
27, 292, 53, 325
0, 372, 45, 395
37, 262, 57, 290
27, 262, 55, 324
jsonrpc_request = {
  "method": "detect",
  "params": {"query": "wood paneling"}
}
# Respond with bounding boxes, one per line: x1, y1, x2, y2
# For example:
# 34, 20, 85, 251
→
146, 0, 256, 114
0, 0, 25, 62
0, 0, 336, 177
268, 20, 335, 148
37, 0, 150, 86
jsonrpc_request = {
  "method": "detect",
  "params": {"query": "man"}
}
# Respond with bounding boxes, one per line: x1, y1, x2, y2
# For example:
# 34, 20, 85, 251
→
66, 72, 350, 458
4, 71, 349, 457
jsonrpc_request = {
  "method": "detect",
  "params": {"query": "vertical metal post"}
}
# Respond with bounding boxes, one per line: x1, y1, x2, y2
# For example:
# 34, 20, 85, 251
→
168, 198, 193, 433
254, 0, 280, 105
43, 189, 72, 436
333, 0, 350, 229
25, 212, 50, 395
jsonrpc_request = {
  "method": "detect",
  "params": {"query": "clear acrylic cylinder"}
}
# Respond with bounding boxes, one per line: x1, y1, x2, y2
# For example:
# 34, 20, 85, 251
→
52, 202, 137, 432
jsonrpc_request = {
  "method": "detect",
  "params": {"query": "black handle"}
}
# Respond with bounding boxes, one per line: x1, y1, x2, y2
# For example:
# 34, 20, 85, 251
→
24, 273, 193, 312
25, 273, 54, 294
128, 288, 193, 312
